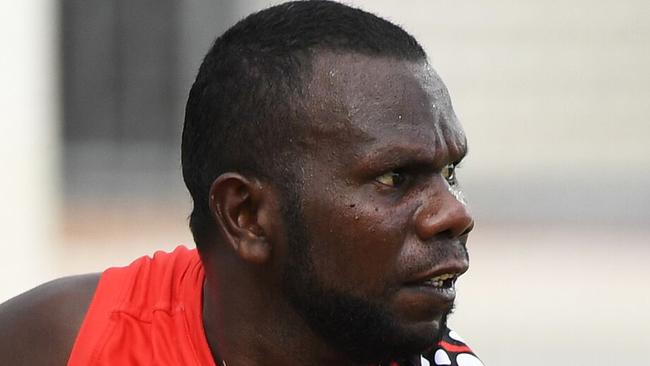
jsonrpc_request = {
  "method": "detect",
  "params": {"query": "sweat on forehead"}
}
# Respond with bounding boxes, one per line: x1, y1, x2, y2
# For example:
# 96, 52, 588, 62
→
297, 52, 463, 152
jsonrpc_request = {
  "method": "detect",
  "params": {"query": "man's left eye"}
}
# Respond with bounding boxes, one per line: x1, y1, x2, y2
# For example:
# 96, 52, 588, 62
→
375, 171, 406, 188
441, 163, 458, 185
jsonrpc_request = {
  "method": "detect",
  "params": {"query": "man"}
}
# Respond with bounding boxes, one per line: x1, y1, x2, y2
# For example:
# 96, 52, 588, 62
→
0, 1, 482, 365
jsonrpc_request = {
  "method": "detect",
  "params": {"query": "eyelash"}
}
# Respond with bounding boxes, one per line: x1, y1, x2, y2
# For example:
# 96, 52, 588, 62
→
442, 163, 460, 186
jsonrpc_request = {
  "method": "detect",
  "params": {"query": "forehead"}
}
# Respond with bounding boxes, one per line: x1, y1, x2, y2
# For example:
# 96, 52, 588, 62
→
302, 52, 466, 162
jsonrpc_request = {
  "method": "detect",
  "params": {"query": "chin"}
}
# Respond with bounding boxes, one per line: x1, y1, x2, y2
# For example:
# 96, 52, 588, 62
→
356, 311, 449, 363
285, 281, 451, 363
405, 317, 444, 338
392, 311, 450, 352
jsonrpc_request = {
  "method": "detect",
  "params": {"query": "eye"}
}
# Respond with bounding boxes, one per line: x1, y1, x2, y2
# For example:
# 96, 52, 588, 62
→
375, 171, 406, 188
441, 163, 458, 185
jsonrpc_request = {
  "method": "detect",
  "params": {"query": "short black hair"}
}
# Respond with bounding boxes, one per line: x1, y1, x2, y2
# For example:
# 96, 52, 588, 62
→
182, 0, 427, 250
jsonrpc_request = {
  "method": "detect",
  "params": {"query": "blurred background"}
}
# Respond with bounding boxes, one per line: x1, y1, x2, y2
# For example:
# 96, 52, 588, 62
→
1, 0, 648, 364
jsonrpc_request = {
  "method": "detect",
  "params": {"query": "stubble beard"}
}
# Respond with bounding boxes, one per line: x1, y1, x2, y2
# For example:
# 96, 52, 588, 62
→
279, 196, 450, 364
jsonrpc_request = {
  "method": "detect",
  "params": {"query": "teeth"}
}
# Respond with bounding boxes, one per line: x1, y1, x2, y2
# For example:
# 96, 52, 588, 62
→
422, 273, 458, 288
430, 273, 457, 282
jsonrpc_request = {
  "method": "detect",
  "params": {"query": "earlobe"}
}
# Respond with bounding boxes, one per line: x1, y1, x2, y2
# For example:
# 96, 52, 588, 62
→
237, 232, 271, 264
209, 173, 273, 264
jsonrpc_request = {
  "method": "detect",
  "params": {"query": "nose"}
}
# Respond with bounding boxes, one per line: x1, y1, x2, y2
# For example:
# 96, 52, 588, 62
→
415, 184, 474, 241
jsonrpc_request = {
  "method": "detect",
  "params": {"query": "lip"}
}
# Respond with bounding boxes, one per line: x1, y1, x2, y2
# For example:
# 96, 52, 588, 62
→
405, 260, 469, 286
391, 259, 468, 321
400, 260, 469, 303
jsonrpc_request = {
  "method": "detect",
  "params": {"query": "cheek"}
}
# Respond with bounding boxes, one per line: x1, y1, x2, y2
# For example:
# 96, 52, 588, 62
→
303, 194, 414, 295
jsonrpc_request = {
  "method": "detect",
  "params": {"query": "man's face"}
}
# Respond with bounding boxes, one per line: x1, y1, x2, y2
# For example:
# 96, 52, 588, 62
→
281, 53, 473, 363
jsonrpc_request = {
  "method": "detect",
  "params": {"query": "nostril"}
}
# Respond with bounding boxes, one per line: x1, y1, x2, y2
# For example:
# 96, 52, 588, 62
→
460, 221, 474, 237
437, 229, 454, 239
429, 225, 471, 240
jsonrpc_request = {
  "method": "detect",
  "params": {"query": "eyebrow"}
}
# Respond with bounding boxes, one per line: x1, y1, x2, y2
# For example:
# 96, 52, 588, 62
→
357, 142, 467, 173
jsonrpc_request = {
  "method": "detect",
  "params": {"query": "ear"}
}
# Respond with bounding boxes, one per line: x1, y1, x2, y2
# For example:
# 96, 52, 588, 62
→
209, 173, 274, 264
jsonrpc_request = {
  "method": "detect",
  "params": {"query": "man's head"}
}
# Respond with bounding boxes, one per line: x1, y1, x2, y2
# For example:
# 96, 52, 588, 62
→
182, 0, 425, 245
182, 1, 473, 363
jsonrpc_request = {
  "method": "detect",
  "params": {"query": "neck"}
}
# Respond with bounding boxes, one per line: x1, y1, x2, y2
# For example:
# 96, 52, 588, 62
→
201, 255, 362, 366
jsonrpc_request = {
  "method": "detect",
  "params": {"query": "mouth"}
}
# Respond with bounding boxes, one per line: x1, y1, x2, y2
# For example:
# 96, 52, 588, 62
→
401, 264, 468, 305
416, 272, 460, 290
404, 271, 462, 300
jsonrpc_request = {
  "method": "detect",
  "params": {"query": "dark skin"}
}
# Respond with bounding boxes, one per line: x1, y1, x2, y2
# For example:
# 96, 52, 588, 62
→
203, 53, 473, 365
0, 52, 472, 365
0, 274, 99, 365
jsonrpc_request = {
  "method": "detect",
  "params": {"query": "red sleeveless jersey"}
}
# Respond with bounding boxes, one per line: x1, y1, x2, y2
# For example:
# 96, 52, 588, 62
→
67, 246, 216, 366
68, 246, 483, 366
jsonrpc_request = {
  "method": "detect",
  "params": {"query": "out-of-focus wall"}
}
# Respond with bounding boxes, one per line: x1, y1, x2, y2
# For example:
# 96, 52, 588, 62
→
0, 1, 59, 301
1, 1, 648, 365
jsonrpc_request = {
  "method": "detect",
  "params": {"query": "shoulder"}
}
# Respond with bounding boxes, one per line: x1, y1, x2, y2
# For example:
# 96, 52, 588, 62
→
0, 273, 100, 366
